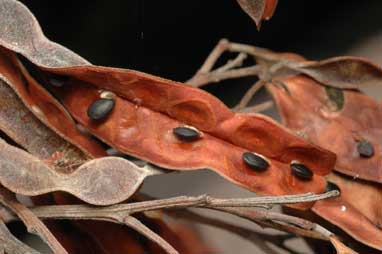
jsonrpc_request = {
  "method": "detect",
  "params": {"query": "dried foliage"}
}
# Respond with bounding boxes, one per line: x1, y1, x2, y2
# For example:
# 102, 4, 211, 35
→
0, 0, 379, 253
236, 0, 278, 29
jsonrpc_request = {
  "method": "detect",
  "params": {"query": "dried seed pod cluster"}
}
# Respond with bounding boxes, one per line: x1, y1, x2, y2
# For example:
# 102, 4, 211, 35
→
269, 75, 382, 250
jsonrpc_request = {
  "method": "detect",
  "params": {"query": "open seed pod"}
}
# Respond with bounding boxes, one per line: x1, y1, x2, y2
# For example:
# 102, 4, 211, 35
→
269, 74, 382, 250
0, 0, 337, 210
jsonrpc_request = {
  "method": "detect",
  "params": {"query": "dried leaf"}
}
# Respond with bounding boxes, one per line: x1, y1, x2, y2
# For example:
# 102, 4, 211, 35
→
0, 0, 336, 208
236, 0, 278, 29
229, 42, 382, 90
289, 57, 382, 89
0, 137, 152, 205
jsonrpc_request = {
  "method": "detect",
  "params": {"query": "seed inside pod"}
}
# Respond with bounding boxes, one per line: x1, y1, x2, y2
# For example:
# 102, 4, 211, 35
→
242, 152, 269, 171
49, 75, 69, 87
100, 90, 116, 100
325, 181, 341, 194
87, 99, 115, 121
357, 139, 374, 158
173, 126, 200, 142
291, 162, 313, 180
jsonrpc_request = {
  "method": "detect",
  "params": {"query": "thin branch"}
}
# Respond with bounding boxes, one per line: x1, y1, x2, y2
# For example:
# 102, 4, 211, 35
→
2, 191, 338, 223
0, 191, 340, 253
238, 101, 274, 113
214, 52, 247, 73
193, 39, 230, 75
0, 187, 67, 254
167, 209, 300, 254
186, 39, 265, 88
124, 216, 179, 254
1, 192, 338, 240
233, 80, 266, 110
186, 65, 263, 88
214, 207, 331, 241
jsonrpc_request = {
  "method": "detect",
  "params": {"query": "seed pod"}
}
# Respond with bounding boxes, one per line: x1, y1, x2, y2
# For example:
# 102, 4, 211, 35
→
291, 162, 313, 180
325, 181, 341, 194
173, 126, 201, 142
357, 140, 374, 158
242, 152, 269, 171
87, 99, 115, 121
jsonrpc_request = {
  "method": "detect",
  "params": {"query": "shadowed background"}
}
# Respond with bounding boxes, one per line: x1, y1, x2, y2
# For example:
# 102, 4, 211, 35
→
17, 1, 382, 253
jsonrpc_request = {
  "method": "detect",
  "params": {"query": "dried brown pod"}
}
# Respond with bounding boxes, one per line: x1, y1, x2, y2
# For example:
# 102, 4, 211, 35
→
313, 173, 382, 251
269, 75, 382, 249
0, 137, 156, 205
269, 75, 382, 183
0, 0, 337, 209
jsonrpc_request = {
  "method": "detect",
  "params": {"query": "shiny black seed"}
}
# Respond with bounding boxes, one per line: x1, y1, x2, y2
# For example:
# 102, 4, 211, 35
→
87, 99, 115, 120
357, 140, 374, 158
242, 152, 269, 171
49, 75, 69, 87
291, 162, 313, 180
173, 126, 200, 142
325, 181, 341, 194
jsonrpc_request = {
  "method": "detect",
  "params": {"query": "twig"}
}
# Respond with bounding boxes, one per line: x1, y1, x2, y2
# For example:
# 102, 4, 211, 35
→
2, 191, 338, 223
186, 65, 263, 88
185, 40, 274, 114
193, 39, 230, 74
238, 101, 274, 113
214, 207, 332, 241
0, 191, 338, 253
0, 187, 67, 254
233, 80, 266, 110
214, 52, 247, 73
0, 219, 41, 254
186, 39, 265, 87
167, 209, 300, 254
124, 216, 179, 254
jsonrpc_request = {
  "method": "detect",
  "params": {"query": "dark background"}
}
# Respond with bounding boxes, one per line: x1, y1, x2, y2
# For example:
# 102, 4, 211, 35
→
19, 0, 382, 106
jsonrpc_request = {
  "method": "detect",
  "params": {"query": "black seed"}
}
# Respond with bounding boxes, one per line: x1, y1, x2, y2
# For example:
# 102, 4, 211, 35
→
242, 152, 269, 171
87, 99, 115, 120
325, 181, 341, 194
173, 126, 200, 142
357, 140, 374, 158
49, 75, 69, 87
291, 162, 313, 180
